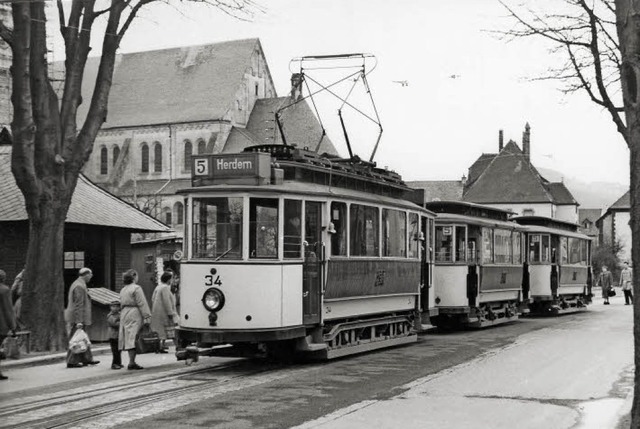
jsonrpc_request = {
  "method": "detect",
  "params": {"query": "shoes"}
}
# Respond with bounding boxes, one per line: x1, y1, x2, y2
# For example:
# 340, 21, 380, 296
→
111, 364, 123, 370
156, 348, 169, 354
87, 361, 100, 365
67, 363, 83, 368
604, 302, 610, 305
0, 374, 7, 380
626, 303, 631, 305
127, 363, 144, 370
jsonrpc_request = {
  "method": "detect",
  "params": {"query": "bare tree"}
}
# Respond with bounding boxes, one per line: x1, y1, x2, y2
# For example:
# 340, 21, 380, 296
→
0, 0, 257, 352
500, 0, 640, 425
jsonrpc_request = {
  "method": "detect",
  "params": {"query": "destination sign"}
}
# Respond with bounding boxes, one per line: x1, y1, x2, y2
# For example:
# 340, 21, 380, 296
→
192, 152, 271, 184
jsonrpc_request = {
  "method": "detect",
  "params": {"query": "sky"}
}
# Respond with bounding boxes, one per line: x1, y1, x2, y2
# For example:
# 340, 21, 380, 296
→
51, 0, 631, 186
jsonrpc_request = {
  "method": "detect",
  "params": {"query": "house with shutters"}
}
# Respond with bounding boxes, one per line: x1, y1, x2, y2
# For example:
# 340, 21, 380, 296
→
597, 190, 631, 262
70, 38, 337, 240
462, 124, 579, 223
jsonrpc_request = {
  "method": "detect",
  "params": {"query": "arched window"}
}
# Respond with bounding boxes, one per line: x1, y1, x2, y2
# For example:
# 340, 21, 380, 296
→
197, 139, 206, 154
174, 201, 184, 225
154, 142, 162, 172
184, 140, 192, 171
100, 146, 108, 175
141, 143, 149, 173
163, 207, 172, 226
113, 146, 120, 166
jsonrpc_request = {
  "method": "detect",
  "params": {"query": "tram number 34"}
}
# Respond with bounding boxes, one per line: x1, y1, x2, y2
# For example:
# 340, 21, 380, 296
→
204, 275, 222, 286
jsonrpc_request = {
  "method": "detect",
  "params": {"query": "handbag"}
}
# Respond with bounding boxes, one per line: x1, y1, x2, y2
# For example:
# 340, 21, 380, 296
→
2, 336, 20, 359
608, 288, 617, 297
135, 324, 161, 354
68, 328, 91, 355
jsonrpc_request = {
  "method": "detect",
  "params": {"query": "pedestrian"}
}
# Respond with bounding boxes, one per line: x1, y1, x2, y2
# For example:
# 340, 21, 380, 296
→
107, 300, 123, 369
620, 261, 633, 305
0, 269, 17, 380
598, 265, 614, 305
119, 269, 151, 370
10, 267, 24, 329
64, 267, 100, 368
151, 271, 179, 354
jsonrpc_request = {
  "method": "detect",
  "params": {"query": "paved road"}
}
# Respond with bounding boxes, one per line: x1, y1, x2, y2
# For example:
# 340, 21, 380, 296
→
0, 296, 632, 428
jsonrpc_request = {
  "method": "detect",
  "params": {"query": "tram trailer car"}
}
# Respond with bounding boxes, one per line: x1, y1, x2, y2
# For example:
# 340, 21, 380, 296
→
513, 216, 592, 315
416, 201, 528, 329
174, 145, 437, 362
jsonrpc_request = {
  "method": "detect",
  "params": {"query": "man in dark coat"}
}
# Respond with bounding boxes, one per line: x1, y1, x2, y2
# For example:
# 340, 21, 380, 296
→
599, 265, 614, 305
0, 269, 17, 380
64, 267, 100, 368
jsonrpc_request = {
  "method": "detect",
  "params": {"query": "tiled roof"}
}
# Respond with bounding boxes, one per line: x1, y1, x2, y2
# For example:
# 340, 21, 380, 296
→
610, 190, 630, 209
407, 180, 464, 202
544, 182, 577, 205
578, 208, 602, 223
237, 97, 339, 156
56, 39, 263, 128
466, 153, 496, 187
0, 148, 170, 232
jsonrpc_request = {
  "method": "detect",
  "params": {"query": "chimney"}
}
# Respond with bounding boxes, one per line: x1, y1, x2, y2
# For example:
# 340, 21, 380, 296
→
498, 129, 504, 151
522, 122, 531, 161
290, 73, 304, 101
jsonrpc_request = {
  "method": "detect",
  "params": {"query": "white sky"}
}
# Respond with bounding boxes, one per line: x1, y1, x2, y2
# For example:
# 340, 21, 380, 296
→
54, 0, 631, 185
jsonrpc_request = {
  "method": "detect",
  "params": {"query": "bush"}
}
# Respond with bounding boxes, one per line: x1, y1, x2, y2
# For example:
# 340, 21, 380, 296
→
592, 240, 624, 283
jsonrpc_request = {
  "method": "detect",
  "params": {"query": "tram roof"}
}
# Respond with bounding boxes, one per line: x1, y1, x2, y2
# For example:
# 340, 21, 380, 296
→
177, 180, 435, 215
517, 224, 591, 240
513, 216, 590, 239
423, 200, 514, 221
433, 213, 523, 230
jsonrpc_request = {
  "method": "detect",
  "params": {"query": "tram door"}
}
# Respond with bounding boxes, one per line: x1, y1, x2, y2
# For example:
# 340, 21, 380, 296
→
420, 216, 430, 312
303, 201, 322, 324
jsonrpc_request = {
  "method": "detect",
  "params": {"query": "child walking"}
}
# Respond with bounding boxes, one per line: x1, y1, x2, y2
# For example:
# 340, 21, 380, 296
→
107, 300, 123, 369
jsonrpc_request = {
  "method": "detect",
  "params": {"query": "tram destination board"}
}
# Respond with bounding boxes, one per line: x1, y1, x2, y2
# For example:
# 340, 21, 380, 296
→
191, 152, 272, 186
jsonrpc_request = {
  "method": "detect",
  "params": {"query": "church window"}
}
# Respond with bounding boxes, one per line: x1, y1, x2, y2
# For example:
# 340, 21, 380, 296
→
184, 140, 192, 171
163, 207, 172, 226
255, 83, 259, 96
100, 146, 108, 175
113, 146, 120, 166
154, 142, 162, 172
197, 139, 206, 154
141, 143, 149, 173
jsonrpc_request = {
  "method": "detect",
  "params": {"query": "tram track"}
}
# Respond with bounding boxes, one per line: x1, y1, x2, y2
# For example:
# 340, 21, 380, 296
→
0, 359, 285, 429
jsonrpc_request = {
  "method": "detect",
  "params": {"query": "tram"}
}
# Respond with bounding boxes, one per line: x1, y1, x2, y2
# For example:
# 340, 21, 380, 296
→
173, 146, 436, 361
417, 201, 528, 329
513, 216, 592, 314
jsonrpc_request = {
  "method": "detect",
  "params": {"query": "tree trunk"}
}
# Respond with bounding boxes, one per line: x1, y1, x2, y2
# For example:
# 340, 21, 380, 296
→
20, 200, 69, 351
615, 1, 640, 426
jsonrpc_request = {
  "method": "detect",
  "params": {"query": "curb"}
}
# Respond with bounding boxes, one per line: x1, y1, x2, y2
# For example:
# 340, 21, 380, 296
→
2, 345, 112, 370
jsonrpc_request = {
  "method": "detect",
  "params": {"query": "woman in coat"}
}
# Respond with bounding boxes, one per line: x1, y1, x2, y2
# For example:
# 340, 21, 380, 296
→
151, 271, 179, 353
118, 269, 151, 370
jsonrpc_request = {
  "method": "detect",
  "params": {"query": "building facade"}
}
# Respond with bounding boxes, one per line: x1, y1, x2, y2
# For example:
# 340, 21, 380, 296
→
597, 190, 631, 262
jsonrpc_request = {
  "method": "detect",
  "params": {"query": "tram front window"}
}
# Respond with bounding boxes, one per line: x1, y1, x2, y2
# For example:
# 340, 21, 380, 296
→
435, 226, 453, 262
250, 198, 279, 259
192, 197, 243, 260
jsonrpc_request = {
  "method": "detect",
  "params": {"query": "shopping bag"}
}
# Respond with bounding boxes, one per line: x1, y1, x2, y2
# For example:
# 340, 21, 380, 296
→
608, 288, 617, 297
68, 328, 91, 354
135, 325, 160, 354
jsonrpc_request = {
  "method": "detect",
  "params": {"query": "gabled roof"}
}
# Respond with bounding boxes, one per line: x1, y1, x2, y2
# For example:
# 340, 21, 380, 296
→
610, 190, 630, 209
57, 38, 269, 129
578, 208, 602, 224
0, 148, 170, 232
463, 141, 553, 203
234, 97, 339, 156
407, 180, 464, 202
467, 153, 496, 187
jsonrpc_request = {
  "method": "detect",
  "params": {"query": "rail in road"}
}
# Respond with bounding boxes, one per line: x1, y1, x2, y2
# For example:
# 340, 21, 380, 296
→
0, 360, 280, 429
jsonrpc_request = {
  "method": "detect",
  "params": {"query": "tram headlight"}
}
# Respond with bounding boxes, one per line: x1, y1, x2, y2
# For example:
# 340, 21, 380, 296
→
202, 288, 225, 312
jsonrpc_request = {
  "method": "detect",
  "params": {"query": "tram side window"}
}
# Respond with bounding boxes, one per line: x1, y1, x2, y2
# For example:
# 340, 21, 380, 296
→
581, 240, 589, 265
435, 226, 453, 262
513, 232, 522, 264
192, 197, 243, 259
350, 204, 379, 256
560, 237, 568, 264
482, 227, 493, 264
568, 237, 583, 265
408, 213, 419, 259
249, 198, 278, 259
494, 229, 512, 264
528, 234, 550, 263
331, 202, 347, 256
382, 209, 406, 257
284, 200, 302, 259
455, 226, 466, 262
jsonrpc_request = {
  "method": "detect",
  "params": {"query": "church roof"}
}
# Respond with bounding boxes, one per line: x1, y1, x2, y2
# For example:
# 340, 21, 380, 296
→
57, 38, 268, 129
0, 147, 169, 232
